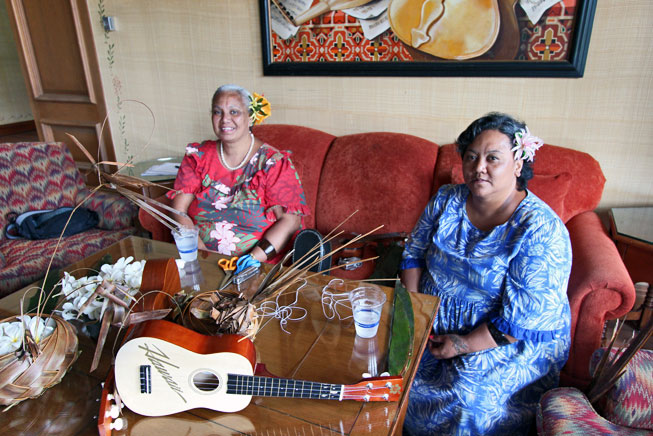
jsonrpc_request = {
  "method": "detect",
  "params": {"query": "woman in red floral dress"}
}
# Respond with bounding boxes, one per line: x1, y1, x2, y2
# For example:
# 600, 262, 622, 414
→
167, 85, 308, 262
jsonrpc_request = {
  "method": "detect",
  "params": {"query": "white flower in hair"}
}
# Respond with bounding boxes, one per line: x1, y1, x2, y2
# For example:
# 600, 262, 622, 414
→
511, 127, 543, 162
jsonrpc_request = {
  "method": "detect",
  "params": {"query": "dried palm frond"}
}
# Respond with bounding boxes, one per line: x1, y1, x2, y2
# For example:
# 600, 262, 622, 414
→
586, 316, 653, 404
186, 291, 258, 338
250, 212, 386, 305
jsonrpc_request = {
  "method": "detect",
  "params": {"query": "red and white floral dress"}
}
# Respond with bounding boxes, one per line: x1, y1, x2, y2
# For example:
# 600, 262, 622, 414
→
167, 140, 309, 256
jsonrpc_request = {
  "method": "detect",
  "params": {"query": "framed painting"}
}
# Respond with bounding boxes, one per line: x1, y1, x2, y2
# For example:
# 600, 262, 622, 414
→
259, 0, 597, 77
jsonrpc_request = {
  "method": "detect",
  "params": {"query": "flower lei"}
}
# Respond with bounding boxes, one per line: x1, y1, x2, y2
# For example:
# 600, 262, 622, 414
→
249, 92, 271, 125
511, 127, 543, 162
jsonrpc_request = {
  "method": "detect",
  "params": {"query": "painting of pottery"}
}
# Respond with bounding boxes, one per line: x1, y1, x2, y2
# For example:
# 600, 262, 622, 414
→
260, 0, 596, 76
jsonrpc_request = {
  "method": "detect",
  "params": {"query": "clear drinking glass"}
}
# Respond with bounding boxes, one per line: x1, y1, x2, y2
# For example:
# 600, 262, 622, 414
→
349, 286, 386, 338
171, 225, 199, 262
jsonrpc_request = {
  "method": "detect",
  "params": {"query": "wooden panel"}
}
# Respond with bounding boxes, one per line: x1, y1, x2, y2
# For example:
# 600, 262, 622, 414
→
6, 0, 114, 187
11, 0, 93, 102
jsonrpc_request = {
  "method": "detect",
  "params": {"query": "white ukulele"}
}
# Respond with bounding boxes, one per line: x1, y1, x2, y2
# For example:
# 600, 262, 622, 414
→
113, 320, 402, 416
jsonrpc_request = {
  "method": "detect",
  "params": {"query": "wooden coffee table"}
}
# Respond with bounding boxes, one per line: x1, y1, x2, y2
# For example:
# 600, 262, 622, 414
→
0, 236, 439, 435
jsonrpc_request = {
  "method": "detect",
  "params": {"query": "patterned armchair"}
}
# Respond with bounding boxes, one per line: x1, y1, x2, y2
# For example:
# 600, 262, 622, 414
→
0, 142, 137, 298
537, 348, 653, 435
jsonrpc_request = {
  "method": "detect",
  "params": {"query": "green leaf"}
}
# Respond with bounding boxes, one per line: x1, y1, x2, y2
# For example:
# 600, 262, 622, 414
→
387, 280, 415, 376
26, 269, 62, 314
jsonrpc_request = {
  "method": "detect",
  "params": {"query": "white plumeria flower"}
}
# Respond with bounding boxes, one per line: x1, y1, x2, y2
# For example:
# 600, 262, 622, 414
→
186, 145, 199, 155
100, 256, 133, 282
56, 257, 145, 322
26, 316, 55, 343
0, 322, 23, 354
61, 301, 79, 321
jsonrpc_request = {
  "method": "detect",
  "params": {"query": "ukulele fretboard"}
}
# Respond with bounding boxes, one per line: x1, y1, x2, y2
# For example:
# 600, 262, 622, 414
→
227, 375, 343, 400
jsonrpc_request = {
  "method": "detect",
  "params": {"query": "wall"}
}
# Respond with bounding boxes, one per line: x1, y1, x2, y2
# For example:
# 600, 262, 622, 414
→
0, 1, 31, 125
89, 0, 653, 210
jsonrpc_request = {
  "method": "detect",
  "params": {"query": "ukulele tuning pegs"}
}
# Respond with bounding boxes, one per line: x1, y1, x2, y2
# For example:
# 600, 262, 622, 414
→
383, 393, 389, 401
385, 381, 392, 388
110, 417, 127, 431
106, 404, 120, 419
366, 382, 373, 389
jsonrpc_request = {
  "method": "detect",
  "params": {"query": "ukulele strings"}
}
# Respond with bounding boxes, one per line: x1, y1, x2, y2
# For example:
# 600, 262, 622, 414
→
192, 377, 391, 394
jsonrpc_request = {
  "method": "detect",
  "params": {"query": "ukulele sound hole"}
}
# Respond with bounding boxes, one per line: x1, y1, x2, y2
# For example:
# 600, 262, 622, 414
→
192, 370, 220, 392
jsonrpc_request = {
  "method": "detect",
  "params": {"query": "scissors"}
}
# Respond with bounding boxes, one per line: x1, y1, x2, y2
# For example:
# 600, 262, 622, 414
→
218, 256, 239, 290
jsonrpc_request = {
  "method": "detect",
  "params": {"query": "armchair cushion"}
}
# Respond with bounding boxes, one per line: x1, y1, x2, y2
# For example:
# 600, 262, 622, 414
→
590, 348, 653, 430
0, 228, 134, 296
537, 387, 649, 435
0, 142, 86, 235
0, 141, 136, 297
76, 189, 136, 230
538, 349, 653, 435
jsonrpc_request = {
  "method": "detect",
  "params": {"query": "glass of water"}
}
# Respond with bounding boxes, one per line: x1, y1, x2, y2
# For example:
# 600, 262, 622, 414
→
171, 225, 199, 262
349, 286, 387, 338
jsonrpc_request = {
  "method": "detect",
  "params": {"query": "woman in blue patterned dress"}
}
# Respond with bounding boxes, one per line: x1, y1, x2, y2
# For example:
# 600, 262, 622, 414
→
401, 113, 572, 435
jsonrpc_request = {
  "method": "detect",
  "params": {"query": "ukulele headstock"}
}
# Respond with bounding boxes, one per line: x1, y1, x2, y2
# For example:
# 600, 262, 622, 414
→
342, 375, 403, 402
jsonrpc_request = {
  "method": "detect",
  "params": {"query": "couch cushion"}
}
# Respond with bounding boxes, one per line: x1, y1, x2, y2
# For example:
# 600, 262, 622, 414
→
0, 142, 86, 237
435, 143, 605, 223
448, 157, 572, 221
528, 172, 573, 222
315, 132, 439, 236
0, 228, 134, 298
252, 124, 335, 229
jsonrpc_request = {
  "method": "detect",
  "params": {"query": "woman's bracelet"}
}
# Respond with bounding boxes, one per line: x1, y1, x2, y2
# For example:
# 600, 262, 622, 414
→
488, 322, 510, 346
257, 239, 277, 260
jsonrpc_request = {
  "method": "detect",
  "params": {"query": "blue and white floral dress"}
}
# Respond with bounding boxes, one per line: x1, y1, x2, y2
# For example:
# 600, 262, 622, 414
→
401, 184, 572, 436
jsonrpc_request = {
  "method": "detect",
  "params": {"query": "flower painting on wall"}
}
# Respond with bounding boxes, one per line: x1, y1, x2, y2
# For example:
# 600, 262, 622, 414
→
260, 0, 597, 77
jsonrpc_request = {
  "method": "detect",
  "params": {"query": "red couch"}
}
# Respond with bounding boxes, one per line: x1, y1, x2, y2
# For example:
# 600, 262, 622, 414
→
138, 124, 635, 388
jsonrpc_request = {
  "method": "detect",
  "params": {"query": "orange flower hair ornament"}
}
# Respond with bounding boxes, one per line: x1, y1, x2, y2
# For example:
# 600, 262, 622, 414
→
249, 93, 271, 125
511, 127, 543, 162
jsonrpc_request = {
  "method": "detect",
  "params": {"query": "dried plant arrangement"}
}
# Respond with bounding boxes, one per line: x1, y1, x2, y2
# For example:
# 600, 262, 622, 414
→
0, 106, 189, 408
175, 212, 396, 341
0, 313, 78, 409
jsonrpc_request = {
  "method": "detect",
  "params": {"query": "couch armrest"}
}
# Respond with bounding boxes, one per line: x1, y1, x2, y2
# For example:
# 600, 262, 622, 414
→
536, 387, 641, 435
76, 189, 137, 230
561, 211, 635, 388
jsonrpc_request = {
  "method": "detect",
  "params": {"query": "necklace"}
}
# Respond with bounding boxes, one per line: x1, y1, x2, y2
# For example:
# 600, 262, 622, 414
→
220, 133, 254, 171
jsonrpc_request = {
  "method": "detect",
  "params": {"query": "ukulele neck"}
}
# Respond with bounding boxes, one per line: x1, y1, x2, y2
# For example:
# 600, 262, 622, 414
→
227, 375, 343, 400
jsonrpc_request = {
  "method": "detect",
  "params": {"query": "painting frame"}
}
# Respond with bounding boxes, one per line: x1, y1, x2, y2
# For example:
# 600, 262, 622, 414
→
259, 0, 597, 77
